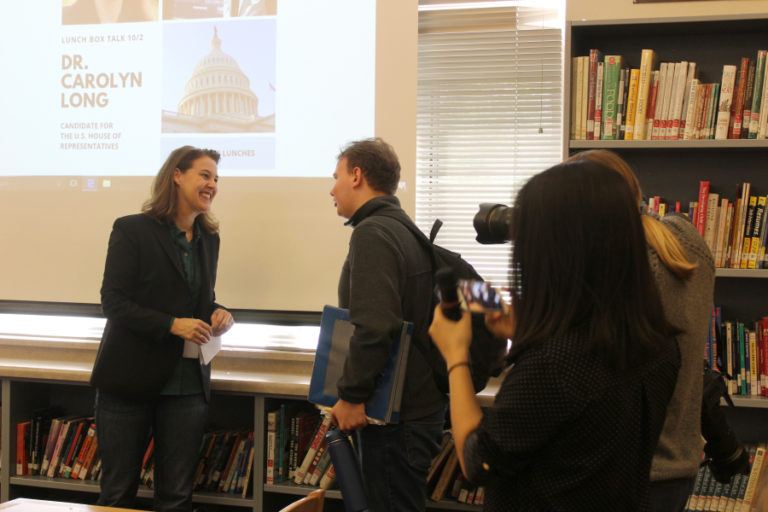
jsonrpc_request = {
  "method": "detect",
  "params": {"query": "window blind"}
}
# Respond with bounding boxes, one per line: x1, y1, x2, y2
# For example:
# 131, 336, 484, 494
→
416, 2, 564, 291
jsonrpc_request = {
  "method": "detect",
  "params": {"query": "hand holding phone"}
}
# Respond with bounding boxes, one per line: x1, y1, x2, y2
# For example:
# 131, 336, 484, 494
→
458, 279, 504, 312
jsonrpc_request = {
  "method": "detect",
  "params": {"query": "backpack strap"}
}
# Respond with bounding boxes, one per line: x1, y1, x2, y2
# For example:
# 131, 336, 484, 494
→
373, 210, 440, 271
429, 219, 443, 243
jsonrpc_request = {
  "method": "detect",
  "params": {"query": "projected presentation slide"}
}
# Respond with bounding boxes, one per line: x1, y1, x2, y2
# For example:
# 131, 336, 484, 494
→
0, 0, 375, 178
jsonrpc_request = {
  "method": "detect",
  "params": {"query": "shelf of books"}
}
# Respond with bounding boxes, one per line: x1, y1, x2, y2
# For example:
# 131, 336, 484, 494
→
2, 380, 481, 512
566, 14, 768, 507
4, 380, 260, 510
261, 398, 481, 510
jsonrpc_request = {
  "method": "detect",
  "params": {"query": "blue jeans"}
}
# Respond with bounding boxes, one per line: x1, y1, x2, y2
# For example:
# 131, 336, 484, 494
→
94, 389, 208, 512
648, 476, 696, 512
358, 408, 445, 512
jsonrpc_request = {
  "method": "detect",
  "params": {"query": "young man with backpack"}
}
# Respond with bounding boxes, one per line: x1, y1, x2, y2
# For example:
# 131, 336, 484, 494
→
329, 137, 447, 512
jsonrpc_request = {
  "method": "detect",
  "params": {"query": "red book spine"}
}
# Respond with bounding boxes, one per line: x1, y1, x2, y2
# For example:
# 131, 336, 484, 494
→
696, 181, 710, 237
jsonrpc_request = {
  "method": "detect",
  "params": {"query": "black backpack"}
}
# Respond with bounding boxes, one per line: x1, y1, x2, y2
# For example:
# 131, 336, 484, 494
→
378, 212, 507, 394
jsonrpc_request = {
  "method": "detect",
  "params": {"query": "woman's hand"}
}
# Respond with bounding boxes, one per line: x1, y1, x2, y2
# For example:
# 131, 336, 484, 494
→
211, 308, 235, 336
484, 307, 515, 341
429, 305, 472, 367
171, 317, 212, 345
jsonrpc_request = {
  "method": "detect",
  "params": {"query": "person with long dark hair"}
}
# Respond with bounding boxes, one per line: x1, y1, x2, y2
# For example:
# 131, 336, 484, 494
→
429, 160, 681, 511
568, 149, 718, 511
91, 145, 234, 511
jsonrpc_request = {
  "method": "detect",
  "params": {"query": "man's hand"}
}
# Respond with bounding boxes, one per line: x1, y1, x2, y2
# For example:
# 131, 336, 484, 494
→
330, 399, 368, 432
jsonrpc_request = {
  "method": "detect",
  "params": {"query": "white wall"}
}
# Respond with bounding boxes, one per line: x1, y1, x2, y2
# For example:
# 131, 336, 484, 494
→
567, 0, 767, 21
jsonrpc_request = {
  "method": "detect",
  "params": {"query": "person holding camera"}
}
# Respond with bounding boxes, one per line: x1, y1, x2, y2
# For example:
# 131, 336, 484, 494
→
568, 150, 747, 512
329, 138, 446, 512
429, 160, 681, 511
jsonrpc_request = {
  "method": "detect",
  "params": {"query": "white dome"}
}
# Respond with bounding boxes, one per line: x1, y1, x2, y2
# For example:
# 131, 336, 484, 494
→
178, 27, 259, 119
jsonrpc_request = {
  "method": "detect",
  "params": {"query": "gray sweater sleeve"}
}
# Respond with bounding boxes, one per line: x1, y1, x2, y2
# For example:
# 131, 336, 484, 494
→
337, 220, 406, 403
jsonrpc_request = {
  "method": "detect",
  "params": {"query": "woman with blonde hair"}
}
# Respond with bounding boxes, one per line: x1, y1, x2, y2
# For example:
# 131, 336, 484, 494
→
91, 145, 234, 511
567, 149, 715, 512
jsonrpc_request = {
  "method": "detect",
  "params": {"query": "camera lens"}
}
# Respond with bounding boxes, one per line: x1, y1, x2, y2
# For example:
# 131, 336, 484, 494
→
473, 203, 513, 244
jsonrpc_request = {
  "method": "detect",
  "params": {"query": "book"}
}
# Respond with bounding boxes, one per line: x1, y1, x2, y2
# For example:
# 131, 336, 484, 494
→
644, 69, 660, 139
696, 180, 710, 238
570, 57, 579, 140
704, 192, 720, 254
303, 440, 328, 485
715, 65, 738, 139
600, 55, 624, 139
241, 436, 255, 498
16, 420, 30, 476
632, 49, 657, 140
742, 445, 766, 510
654, 61, 672, 140
429, 446, 459, 502
294, 415, 332, 485
40, 417, 62, 476
577, 55, 589, 140
318, 463, 337, 490
617, 67, 629, 139
287, 410, 319, 480
308, 305, 413, 424
586, 49, 603, 140
667, 61, 690, 140
593, 60, 604, 140
193, 432, 218, 489
748, 50, 767, 139
730, 57, 750, 138
265, 409, 279, 484
742, 59, 758, 139
748, 196, 766, 269
218, 432, 244, 492
47, 417, 75, 478
740, 196, 758, 269
623, 68, 640, 140
705, 83, 720, 139
77, 434, 98, 480
678, 62, 697, 138
682, 77, 700, 140
59, 418, 88, 478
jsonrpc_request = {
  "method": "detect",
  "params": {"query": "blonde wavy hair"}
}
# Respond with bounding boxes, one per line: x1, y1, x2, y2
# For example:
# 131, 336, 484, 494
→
567, 149, 697, 281
142, 145, 220, 234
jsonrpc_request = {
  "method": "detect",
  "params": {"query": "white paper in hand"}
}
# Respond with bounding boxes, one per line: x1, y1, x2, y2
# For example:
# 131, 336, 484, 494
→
199, 335, 221, 365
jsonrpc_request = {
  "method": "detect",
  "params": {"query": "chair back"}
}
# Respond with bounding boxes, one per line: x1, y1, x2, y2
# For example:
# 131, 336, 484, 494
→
278, 488, 325, 512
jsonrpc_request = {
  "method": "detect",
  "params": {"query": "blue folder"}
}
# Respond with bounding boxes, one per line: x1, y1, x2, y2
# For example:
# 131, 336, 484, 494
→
308, 305, 413, 424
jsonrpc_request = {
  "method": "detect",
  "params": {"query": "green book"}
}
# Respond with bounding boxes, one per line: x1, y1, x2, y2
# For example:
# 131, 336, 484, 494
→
747, 50, 767, 138
600, 55, 624, 140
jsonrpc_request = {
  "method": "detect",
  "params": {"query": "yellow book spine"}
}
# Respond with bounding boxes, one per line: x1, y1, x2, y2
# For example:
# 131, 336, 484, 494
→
624, 69, 641, 140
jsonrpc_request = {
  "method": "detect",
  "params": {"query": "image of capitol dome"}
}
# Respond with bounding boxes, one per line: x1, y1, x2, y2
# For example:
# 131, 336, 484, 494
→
162, 22, 275, 133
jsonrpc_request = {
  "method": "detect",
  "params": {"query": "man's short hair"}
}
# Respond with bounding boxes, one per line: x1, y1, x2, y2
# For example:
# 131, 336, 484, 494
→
338, 138, 400, 195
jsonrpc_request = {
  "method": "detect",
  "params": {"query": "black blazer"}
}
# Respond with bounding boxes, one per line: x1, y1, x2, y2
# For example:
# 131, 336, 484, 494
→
90, 213, 223, 402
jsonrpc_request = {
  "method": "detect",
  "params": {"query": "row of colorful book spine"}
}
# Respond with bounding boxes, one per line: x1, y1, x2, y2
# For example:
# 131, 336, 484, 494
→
706, 307, 768, 398
645, 182, 768, 270
684, 444, 767, 512
571, 48, 768, 141
15, 411, 100, 482
191, 429, 255, 497
265, 403, 336, 491
14, 411, 255, 498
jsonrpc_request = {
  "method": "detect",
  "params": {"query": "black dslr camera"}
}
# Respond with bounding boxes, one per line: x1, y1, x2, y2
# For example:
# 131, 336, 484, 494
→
473, 203, 513, 244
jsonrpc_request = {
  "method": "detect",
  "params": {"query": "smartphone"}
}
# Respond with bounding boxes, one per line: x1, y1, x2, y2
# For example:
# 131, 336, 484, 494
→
458, 279, 504, 312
